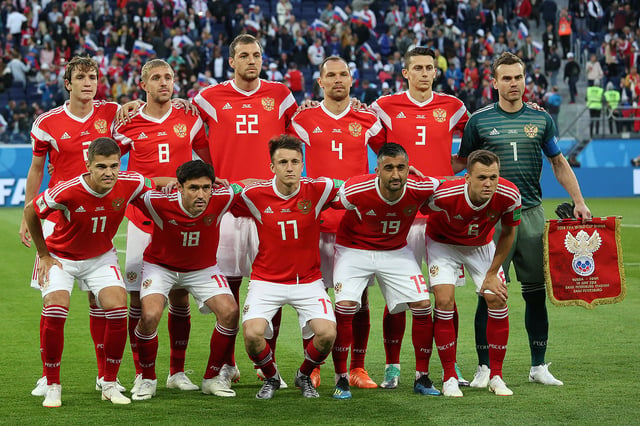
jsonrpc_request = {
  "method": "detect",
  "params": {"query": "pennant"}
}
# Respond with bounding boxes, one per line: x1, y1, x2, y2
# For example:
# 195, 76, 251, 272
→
543, 217, 626, 309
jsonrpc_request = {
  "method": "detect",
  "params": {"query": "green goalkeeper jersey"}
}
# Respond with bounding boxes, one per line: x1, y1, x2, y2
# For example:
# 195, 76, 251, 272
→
459, 102, 562, 208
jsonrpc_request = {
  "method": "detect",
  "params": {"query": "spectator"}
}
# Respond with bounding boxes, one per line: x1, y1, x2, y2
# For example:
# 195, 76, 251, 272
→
284, 62, 305, 104
604, 82, 622, 133
542, 0, 558, 28
6, 50, 30, 87
308, 37, 326, 67
266, 63, 284, 82
564, 52, 581, 103
587, 0, 605, 33
586, 80, 604, 136
586, 54, 604, 87
531, 64, 548, 92
544, 86, 563, 130
545, 45, 562, 87
542, 24, 557, 61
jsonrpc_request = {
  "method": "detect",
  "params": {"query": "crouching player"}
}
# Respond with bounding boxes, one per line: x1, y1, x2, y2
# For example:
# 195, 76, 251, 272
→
23, 138, 156, 407
424, 150, 521, 397
131, 160, 243, 400
235, 135, 341, 400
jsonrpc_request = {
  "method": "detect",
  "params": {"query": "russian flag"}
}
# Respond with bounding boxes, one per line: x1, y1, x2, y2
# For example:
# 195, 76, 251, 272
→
332, 6, 348, 23
245, 19, 261, 33
132, 40, 156, 57
360, 42, 376, 60
517, 22, 529, 40
532, 40, 542, 54
83, 38, 98, 55
351, 11, 372, 28
115, 47, 128, 59
310, 19, 329, 33
418, 0, 430, 15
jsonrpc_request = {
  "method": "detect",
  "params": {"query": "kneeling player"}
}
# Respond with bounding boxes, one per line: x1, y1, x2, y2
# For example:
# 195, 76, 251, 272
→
131, 160, 243, 400
235, 135, 341, 399
425, 150, 521, 396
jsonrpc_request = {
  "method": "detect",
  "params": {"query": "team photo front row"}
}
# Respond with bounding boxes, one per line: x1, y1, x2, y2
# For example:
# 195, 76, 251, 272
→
26, 135, 547, 407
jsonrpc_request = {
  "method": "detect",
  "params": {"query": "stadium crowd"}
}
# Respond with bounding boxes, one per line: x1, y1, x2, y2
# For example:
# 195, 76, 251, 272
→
2, 0, 640, 143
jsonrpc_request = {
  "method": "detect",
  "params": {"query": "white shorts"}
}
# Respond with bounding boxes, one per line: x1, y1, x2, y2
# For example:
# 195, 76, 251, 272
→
407, 217, 427, 265
333, 244, 430, 314
140, 262, 233, 314
426, 236, 505, 294
41, 249, 126, 302
320, 232, 375, 289
124, 221, 152, 292
242, 279, 335, 339
216, 213, 259, 277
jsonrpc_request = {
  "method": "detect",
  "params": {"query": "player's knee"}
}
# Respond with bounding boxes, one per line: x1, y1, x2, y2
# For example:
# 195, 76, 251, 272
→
408, 299, 431, 310
313, 323, 337, 352
434, 292, 455, 311
43, 290, 71, 308
243, 320, 266, 352
139, 309, 162, 334
216, 304, 239, 329
484, 294, 506, 310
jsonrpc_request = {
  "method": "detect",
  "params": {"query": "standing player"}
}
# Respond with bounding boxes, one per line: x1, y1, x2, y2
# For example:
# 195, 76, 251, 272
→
331, 143, 443, 399
425, 150, 521, 397
21, 56, 123, 397
455, 52, 591, 387
23, 138, 155, 407
131, 161, 242, 400
193, 34, 297, 385
288, 55, 385, 389
370, 46, 470, 388
113, 59, 210, 394
234, 135, 340, 399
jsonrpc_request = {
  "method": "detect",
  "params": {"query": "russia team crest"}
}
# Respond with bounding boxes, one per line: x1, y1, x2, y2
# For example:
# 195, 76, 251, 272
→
94, 119, 108, 134
348, 122, 362, 137
543, 217, 626, 309
433, 108, 447, 123
173, 123, 187, 138
523, 123, 538, 138
262, 97, 275, 111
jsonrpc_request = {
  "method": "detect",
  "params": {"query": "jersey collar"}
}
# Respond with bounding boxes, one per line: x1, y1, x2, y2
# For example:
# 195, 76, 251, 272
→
320, 100, 350, 120
272, 176, 301, 199
231, 79, 262, 96
464, 182, 493, 210
375, 176, 406, 205
405, 91, 434, 107
63, 101, 95, 123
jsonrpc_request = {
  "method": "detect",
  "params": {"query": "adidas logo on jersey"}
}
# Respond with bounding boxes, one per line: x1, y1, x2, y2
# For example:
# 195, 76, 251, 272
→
137, 132, 148, 139
454, 214, 464, 220
490, 128, 500, 136
222, 103, 232, 110
313, 126, 322, 134
169, 219, 178, 225
264, 206, 274, 214
396, 112, 406, 118
61, 132, 71, 139
75, 206, 86, 213
366, 209, 377, 216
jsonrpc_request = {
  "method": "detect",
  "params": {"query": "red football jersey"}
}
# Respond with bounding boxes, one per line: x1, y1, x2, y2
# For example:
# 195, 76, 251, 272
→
33, 171, 153, 260
289, 102, 385, 233
232, 177, 341, 284
425, 177, 521, 246
370, 91, 468, 176
336, 174, 440, 251
31, 100, 120, 186
193, 79, 298, 180
114, 105, 208, 231
135, 183, 243, 272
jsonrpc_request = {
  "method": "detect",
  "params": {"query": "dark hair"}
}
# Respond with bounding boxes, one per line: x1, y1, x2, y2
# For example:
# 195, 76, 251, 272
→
319, 55, 349, 76
467, 149, 500, 171
63, 56, 99, 92
492, 52, 525, 78
176, 160, 216, 185
404, 47, 436, 68
87, 137, 121, 162
268, 134, 303, 160
377, 142, 408, 162
229, 34, 263, 57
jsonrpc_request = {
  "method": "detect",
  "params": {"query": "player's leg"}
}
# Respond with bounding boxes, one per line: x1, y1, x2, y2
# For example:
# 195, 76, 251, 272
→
87, 291, 107, 388
166, 288, 198, 391
512, 206, 563, 385
377, 246, 439, 396
132, 292, 166, 401
349, 288, 377, 388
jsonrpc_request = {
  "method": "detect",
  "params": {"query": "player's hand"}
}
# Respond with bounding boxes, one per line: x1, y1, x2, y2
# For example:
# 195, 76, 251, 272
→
408, 165, 425, 177
117, 100, 143, 124
214, 177, 230, 188
37, 255, 62, 289
481, 273, 508, 302
297, 99, 319, 112
573, 201, 592, 224
172, 98, 199, 115
47, 162, 54, 176
349, 97, 365, 110
526, 101, 546, 112
161, 180, 178, 194
19, 218, 32, 248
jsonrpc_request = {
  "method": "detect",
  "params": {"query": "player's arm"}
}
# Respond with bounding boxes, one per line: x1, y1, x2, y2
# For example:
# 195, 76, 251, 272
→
19, 155, 46, 247
23, 199, 62, 286
547, 153, 591, 223
194, 146, 212, 164
480, 224, 516, 302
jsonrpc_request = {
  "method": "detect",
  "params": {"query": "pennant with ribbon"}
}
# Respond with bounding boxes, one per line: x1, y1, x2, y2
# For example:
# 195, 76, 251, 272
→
543, 217, 626, 309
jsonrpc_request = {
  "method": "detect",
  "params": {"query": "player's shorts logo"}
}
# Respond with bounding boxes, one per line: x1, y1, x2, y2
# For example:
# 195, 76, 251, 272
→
403, 204, 417, 216
203, 214, 215, 226
429, 265, 439, 277
173, 123, 187, 138
94, 119, 108, 134
433, 108, 447, 123
142, 279, 152, 289
523, 123, 538, 138
126, 271, 137, 283
112, 197, 125, 211
349, 122, 362, 137
262, 97, 275, 111
564, 229, 601, 277
242, 304, 250, 315
297, 199, 312, 214
334, 282, 343, 294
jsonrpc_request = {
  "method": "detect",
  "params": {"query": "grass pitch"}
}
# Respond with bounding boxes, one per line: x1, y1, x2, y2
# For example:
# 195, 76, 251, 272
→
0, 198, 638, 425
